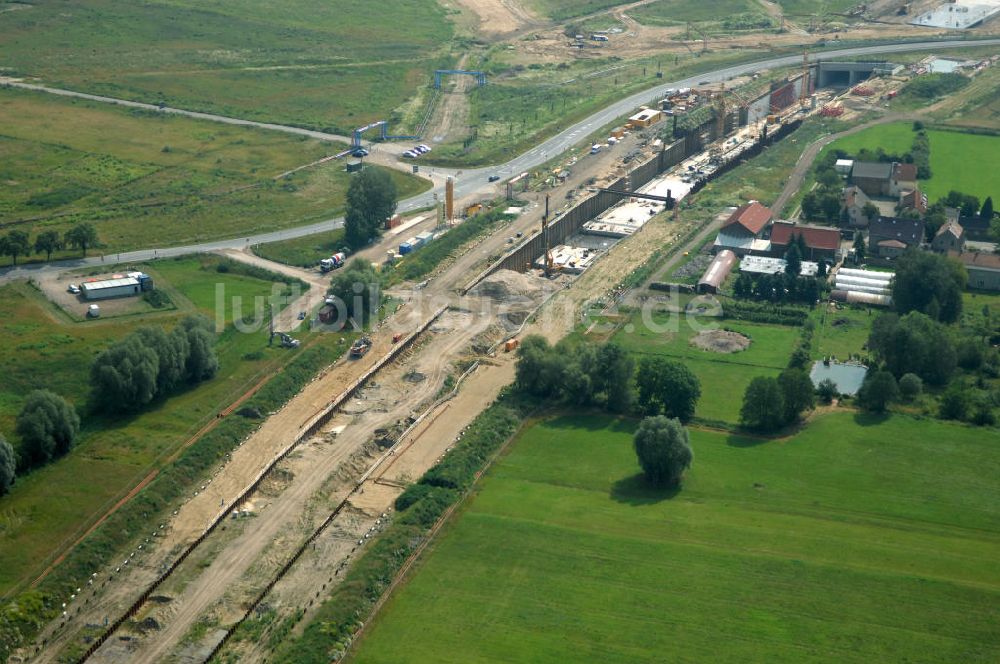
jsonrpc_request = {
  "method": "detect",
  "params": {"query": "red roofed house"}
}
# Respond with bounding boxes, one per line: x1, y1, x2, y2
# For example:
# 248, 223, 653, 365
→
768, 221, 841, 261
713, 201, 773, 255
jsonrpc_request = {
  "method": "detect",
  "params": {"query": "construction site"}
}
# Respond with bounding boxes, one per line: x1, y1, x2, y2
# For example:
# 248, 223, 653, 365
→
4, 0, 999, 653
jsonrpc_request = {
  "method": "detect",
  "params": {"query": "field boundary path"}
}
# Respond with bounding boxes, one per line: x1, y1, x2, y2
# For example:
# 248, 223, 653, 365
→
2, 38, 997, 285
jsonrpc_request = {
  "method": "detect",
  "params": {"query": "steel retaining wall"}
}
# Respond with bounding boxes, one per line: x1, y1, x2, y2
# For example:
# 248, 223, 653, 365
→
473, 138, 687, 280
76, 307, 448, 663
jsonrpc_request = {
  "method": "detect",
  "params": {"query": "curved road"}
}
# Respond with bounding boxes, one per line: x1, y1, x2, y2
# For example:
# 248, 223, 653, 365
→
1, 38, 997, 283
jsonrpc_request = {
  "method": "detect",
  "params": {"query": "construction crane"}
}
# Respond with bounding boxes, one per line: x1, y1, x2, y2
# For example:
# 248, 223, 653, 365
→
542, 194, 554, 277
800, 50, 812, 108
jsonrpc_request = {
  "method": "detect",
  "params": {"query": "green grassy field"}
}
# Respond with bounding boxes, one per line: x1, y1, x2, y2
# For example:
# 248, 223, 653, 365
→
353, 413, 1000, 663
525, 0, 630, 20
812, 305, 874, 360
821, 122, 1000, 203
611, 314, 798, 422
696, 117, 846, 216
252, 229, 348, 268
0, 255, 326, 594
631, 0, 765, 26
0, 0, 454, 133
0, 88, 429, 261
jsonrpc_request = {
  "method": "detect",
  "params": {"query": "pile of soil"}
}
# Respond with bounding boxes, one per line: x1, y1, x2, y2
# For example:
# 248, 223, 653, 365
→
469, 269, 549, 306
690, 329, 751, 354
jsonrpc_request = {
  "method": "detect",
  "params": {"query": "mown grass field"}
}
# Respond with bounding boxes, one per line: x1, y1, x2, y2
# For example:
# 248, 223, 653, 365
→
812, 305, 874, 360
0, 88, 428, 261
611, 314, 798, 422
0, 0, 454, 133
0, 255, 328, 594
821, 121, 1000, 202
353, 413, 1000, 664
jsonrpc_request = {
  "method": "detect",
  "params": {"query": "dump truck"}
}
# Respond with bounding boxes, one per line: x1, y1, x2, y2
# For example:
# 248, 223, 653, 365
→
349, 336, 372, 358
319, 252, 347, 272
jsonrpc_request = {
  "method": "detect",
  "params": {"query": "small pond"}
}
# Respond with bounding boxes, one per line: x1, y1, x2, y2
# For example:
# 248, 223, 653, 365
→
810, 360, 868, 396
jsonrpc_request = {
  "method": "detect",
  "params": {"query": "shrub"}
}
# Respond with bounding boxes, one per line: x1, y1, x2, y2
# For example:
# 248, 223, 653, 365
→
817, 378, 839, 404
898, 373, 923, 401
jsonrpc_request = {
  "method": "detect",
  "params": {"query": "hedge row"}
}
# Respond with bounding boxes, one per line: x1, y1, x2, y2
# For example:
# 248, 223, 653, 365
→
721, 299, 808, 326
0, 343, 344, 662
271, 392, 529, 664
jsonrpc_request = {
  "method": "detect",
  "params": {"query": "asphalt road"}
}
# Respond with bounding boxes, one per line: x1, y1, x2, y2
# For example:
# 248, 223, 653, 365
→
2, 38, 997, 283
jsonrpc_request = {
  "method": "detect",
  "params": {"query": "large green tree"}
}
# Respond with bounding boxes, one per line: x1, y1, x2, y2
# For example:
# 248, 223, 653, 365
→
34, 230, 63, 261
327, 258, 383, 325
344, 168, 397, 248
778, 368, 816, 423
856, 370, 899, 413
594, 343, 635, 413
632, 415, 693, 488
0, 434, 15, 496
64, 223, 100, 257
891, 250, 965, 323
15, 390, 80, 466
636, 357, 701, 422
739, 376, 786, 432
868, 312, 956, 385
91, 335, 160, 412
0, 230, 31, 265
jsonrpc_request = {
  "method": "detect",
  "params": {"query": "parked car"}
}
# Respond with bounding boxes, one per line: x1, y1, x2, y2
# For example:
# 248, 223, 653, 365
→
488, 174, 500, 182
402, 151, 416, 158
351, 148, 369, 157
418, 144, 432, 152
67, 284, 80, 294
413, 145, 428, 154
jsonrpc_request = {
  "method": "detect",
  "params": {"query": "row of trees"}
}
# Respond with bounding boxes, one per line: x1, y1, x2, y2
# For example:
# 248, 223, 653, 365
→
733, 272, 822, 304
0, 223, 100, 265
91, 316, 219, 413
739, 368, 816, 432
516, 336, 637, 413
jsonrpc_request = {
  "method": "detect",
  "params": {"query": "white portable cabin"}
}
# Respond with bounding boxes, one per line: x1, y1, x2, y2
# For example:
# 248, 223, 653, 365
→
81, 277, 141, 301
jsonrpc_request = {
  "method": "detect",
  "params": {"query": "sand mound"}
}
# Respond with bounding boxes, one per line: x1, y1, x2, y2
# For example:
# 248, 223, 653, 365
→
469, 269, 549, 305
690, 329, 750, 354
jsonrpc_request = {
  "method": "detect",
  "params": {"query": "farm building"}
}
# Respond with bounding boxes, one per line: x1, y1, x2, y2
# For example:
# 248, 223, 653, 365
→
869, 217, 923, 258
81, 273, 153, 300
833, 267, 893, 306
769, 222, 841, 261
739, 255, 819, 276
932, 219, 966, 253
950, 251, 1000, 290
713, 202, 772, 255
697, 249, 737, 294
